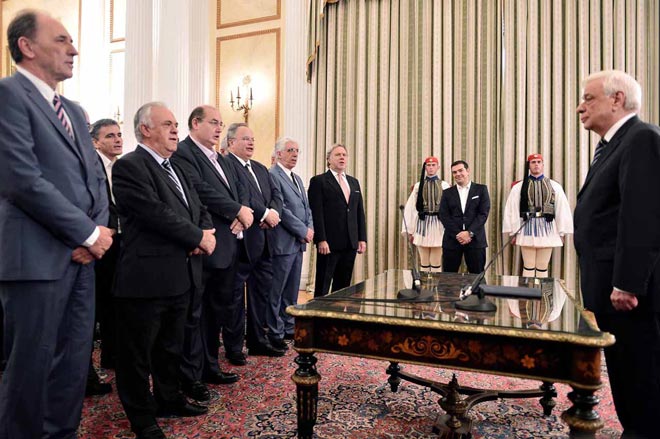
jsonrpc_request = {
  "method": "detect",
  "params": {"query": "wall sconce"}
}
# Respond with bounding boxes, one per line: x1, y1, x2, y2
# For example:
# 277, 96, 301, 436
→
114, 106, 123, 126
229, 75, 254, 123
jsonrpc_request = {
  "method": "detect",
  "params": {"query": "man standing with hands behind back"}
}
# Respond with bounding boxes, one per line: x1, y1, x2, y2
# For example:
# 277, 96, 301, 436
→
574, 70, 660, 439
308, 144, 367, 297
0, 9, 112, 438
439, 160, 490, 274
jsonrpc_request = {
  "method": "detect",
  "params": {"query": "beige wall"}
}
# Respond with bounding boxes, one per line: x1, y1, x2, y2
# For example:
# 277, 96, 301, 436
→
214, 0, 282, 166
1, 0, 81, 96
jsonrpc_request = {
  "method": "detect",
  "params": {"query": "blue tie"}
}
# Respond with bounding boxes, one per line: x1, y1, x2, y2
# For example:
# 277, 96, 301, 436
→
591, 139, 608, 166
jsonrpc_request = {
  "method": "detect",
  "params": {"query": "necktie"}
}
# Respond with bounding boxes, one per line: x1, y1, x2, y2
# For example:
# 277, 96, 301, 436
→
162, 159, 187, 204
210, 152, 230, 187
245, 163, 262, 193
52, 94, 74, 139
338, 173, 350, 203
291, 172, 300, 192
591, 139, 608, 165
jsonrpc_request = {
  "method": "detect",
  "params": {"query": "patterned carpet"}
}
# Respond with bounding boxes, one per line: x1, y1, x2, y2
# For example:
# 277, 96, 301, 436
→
78, 345, 622, 438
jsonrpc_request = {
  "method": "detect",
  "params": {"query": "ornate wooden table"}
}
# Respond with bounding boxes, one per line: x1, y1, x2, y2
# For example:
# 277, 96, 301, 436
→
287, 270, 615, 438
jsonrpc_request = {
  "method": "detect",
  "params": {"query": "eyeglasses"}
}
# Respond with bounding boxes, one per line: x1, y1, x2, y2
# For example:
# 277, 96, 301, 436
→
239, 136, 255, 142
284, 148, 299, 153
201, 119, 225, 129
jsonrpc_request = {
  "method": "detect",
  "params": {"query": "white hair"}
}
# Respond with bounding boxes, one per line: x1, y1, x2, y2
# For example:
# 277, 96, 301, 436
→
273, 136, 298, 153
584, 70, 642, 112
134, 101, 167, 142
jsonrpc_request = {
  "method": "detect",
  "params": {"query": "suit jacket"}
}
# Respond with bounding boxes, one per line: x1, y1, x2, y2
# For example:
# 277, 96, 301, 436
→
308, 170, 367, 251
226, 153, 283, 262
574, 116, 660, 313
111, 146, 212, 298
269, 164, 313, 256
0, 73, 108, 281
172, 136, 248, 269
97, 154, 119, 231
439, 182, 490, 249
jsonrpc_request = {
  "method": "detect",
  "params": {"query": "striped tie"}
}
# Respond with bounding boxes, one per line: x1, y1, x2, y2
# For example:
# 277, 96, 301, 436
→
591, 139, 608, 166
161, 159, 187, 204
52, 94, 74, 139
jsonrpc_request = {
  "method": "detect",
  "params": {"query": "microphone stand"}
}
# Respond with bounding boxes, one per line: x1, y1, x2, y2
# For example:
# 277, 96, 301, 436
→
455, 213, 534, 312
397, 205, 434, 300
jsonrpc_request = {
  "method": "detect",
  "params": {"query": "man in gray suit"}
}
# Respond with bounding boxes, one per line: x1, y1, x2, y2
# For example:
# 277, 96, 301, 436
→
268, 138, 314, 348
0, 10, 113, 439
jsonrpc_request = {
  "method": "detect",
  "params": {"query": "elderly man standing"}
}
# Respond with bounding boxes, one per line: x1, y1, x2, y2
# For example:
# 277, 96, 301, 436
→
225, 123, 285, 362
112, 102, 215, 439
268, 137, 314, 348
171, 105, 249, 400
0, 10, 112, 438
574, 70, 660, 439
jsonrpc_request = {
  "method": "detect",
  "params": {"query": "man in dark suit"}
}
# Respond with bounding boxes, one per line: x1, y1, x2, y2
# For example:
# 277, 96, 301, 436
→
574, 70, 660, 439
308, 144, 367, 297
112, 102, 215, 439
0, 10, 113, 438
268, 138, 314, 347
225, 123, 286, 363
439, 160, 490, 273
171, 106, 249, 400
88, 118, 123, 387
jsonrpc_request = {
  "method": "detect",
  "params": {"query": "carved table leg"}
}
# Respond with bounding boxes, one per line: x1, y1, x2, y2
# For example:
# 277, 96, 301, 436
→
561, 386, 603, 438
292, 352, 321, 439
539, 381, 557, 416
386, 362, 401, 392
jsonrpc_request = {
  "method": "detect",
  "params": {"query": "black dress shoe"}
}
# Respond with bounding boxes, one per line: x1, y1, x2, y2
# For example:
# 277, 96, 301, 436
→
248, 343, 286, 357
134, 424, 166, 439
269, 338, 289, 351
156, 400, 208, 418
182, 381, 211, 401
202, 371, 239, 385
85, 379, 112, 396
226, 351, 247, 366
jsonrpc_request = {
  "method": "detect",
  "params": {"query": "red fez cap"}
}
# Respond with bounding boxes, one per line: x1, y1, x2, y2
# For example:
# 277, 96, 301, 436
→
527, 153, 543, 162
424, 156, 439, 165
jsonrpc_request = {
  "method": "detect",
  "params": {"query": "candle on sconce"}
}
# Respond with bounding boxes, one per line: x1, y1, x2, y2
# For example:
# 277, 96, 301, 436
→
236, 86, 241, 99
250, 87, 253, 101
230, 90, 233, 102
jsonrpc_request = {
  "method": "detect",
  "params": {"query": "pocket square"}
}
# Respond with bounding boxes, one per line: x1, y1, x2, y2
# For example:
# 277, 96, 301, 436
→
471, 195, 479, 199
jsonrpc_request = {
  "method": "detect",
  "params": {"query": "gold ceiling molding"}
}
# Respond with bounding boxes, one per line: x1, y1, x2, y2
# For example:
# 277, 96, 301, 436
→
217, 0, 281, 30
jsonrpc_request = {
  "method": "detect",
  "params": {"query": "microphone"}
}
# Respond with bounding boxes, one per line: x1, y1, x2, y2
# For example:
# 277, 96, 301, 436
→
398, 204, 432, 300
455, 212, 540, 312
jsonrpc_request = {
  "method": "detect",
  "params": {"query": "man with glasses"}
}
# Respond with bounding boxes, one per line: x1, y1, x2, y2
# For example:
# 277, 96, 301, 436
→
225, 123, 285, 363
171, 106, 251, 400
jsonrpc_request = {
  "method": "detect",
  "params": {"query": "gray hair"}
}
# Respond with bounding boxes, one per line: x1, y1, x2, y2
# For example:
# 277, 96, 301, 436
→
90, 118, 119, 140
225, 122, 248, 141
273, 136, 298, 153
134, 102, 167, 142
219, 135, 228, 152
584, 70, 642, 112
325, 143, 347, 168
